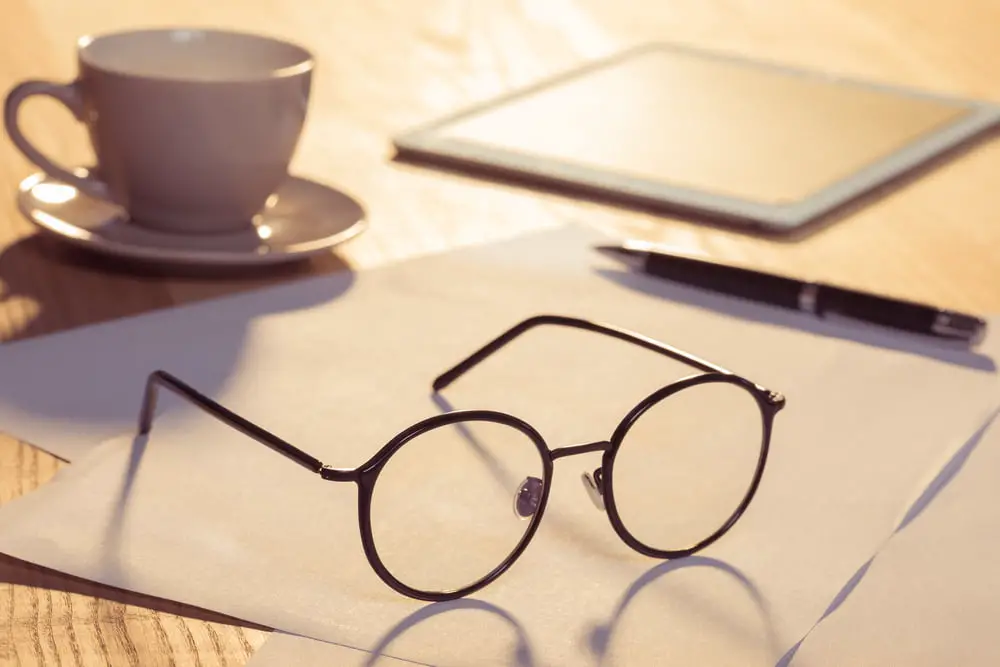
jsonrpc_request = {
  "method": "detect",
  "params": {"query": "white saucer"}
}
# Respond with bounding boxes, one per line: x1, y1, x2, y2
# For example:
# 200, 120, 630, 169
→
17, 172, 367, 268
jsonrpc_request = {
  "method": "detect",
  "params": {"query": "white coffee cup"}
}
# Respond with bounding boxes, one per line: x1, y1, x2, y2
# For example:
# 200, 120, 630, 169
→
4, 28, 313, 234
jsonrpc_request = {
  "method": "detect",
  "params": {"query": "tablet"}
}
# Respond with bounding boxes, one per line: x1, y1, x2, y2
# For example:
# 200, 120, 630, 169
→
393, 43, 1000, 233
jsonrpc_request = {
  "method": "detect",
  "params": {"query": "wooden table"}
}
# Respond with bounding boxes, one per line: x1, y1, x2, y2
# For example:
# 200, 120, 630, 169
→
2, 1, 999, 664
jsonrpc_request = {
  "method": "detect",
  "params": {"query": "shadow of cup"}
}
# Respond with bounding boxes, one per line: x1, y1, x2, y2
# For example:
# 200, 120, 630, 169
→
0, 233, 356, 458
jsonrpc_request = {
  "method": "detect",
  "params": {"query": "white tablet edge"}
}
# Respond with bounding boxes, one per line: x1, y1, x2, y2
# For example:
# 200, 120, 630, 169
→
392, 43, 1000, 233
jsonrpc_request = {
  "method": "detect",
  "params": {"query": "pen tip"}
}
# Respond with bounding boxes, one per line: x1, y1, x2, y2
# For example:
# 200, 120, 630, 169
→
594, 244, 629, 259
594, 244, 645, 269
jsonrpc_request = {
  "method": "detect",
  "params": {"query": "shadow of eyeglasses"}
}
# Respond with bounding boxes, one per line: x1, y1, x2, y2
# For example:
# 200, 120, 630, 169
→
358, 555, 770, 666
586, 555, 779, 665
100, 432, 150, 584
364, 598, 535, 667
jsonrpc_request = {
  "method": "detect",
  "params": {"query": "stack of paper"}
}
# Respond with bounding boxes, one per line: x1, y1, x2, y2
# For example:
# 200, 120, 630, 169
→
789, 410, 1000, 666
0, 226, 996, 665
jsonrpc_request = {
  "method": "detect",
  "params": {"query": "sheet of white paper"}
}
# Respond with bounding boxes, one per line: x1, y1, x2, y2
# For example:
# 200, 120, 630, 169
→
0, 264, 351, 462
789, 409, 1000, 666
0, 227, 998, 666
249, 634, 418, 667
249, 400, 1000, 667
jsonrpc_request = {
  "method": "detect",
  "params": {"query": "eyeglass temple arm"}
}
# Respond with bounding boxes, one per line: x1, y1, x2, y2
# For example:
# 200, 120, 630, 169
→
433, 314, 731, 391
136, 370, 355, 481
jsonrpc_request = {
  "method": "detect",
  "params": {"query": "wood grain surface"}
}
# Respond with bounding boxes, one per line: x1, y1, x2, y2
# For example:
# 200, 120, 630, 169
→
2, 1, 1000, 664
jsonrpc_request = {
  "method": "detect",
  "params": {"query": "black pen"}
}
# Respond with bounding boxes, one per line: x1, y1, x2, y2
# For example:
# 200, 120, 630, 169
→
596, 240, 988, 346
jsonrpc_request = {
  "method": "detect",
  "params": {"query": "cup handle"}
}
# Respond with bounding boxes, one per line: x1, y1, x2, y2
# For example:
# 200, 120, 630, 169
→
4, 80, 109, 200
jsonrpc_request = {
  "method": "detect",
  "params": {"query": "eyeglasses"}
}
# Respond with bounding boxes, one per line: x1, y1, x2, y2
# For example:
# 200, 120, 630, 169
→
137, 314, 785, 601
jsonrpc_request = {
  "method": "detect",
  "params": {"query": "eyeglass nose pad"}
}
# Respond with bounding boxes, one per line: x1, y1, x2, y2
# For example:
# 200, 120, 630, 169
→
582, 468, 606, 512
513, 476, 544, 519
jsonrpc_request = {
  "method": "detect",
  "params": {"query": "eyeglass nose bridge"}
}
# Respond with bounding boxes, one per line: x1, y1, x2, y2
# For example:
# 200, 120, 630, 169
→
547, 439, 611, 513
550, 440, 610, 460
512, 440, 610, 520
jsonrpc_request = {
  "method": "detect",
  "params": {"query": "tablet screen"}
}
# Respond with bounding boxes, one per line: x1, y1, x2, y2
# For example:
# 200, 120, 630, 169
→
395, 44, 999, 230
435, 49, 969, 204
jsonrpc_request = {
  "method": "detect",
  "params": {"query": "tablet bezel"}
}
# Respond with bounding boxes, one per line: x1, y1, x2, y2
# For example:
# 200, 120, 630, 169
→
392, 43, 1000, 234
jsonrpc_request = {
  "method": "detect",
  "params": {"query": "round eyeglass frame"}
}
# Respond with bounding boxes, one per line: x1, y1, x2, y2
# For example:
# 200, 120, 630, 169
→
355, 372, 777, 602
603, 373, 776, 560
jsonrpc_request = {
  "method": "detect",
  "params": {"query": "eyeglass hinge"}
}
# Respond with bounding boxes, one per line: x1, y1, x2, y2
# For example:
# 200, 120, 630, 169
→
320, 466, 356, 482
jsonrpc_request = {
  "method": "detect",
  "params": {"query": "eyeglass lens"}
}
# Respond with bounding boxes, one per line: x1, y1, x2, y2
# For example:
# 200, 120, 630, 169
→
611, 380, 765, 552
369, 419, 545, 595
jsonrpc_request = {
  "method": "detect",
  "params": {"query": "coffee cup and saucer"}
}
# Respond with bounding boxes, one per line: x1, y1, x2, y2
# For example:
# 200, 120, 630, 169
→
4, 28, 366, 269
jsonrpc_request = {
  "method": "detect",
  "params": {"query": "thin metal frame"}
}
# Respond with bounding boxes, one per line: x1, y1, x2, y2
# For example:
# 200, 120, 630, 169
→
137, 314, 785, 601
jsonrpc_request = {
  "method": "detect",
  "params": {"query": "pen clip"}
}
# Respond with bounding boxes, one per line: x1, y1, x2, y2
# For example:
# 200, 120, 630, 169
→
930, 312, 987, 346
